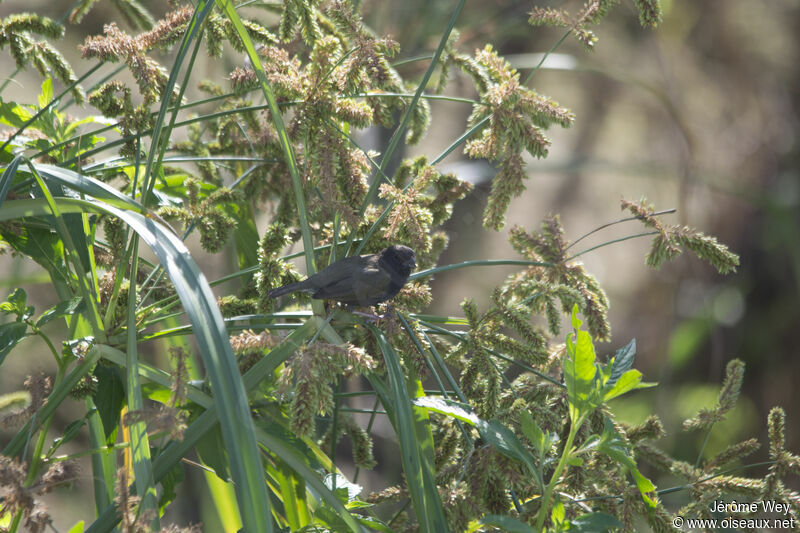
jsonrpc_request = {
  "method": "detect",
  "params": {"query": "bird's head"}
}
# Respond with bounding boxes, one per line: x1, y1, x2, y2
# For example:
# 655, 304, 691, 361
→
381, 245, 416, 277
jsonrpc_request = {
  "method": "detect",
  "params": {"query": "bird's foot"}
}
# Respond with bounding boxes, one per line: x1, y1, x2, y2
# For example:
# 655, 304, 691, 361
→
350, 310, 384, 322
349, 304, 397, 322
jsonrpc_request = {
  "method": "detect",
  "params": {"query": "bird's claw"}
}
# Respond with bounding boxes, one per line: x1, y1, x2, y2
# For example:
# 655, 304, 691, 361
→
351, 305, 396, 323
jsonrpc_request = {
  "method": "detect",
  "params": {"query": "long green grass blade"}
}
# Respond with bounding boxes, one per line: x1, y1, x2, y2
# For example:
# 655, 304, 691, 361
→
215, 0, 318, 291
367, 326, 448, 532
0, 193, 273, 533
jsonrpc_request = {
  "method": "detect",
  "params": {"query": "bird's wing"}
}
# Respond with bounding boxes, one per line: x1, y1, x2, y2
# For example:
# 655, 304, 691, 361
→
311, 256, 384, 303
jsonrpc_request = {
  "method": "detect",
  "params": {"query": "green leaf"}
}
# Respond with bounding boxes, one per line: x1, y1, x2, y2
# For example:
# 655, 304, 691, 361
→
324, 474, 362, 503
414, 396, 538, 477
595, 419, 657, 508
0, 99, 31, 128
607, 339, 636, 387
158, 462, 185, 514
551, 498, 565, 526
603, 369, 655, 401
369, 331, 448, 533
50, 412, 91, 453
568, 512, 623, 532
2, 189, 274, 532
0, 321, 27, 366
38, 78, 54, 109
0, 222, 70, 286
2, 287, 30, 318
92, 364, 125, 445
67, 521, 85, 533
520, 410, 547, 455
413, 395, 480, 425
36, 297, 84, 327
570, 303, 582, 329
0, 154, 22, 205
564, 321, 598, 417
195, 422, 230, 481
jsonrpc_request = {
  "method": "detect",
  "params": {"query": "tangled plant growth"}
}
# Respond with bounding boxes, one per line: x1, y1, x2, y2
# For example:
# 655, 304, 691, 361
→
0, 0, 795, 532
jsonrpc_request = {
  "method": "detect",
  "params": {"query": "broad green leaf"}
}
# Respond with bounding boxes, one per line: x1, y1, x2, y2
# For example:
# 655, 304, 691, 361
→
570, 303, 582, 329
92, 364, 125, 444
2, 287, 29, 318
0, 321, 27, 366
564, 324, 598, 418
68, 521, 85, 533
603, 369, 654, 401
196, 422, 230, 481
520, 410, 547, 454
0, 222, 70, 286
551, 498, 565, 525
607, 338, 636, 387
38, 78, 54, 108
414, 396, 538, 477
0, 98, 31, 128
36, 296, 84, 327
595, 419, 657, 508
413, 396, 480, 425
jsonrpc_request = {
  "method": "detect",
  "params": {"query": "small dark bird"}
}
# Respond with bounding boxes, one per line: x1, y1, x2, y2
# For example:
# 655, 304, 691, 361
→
268, 245, 416, 307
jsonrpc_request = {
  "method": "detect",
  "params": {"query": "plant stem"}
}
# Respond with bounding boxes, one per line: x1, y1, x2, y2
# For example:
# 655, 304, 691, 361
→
534, 413, 584, 531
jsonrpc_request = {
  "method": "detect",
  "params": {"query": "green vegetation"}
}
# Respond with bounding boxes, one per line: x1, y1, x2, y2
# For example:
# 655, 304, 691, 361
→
0, 1, 795, 532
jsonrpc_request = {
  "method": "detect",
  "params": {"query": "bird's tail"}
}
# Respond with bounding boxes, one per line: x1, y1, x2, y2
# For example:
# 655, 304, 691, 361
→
268, 281, 310, 298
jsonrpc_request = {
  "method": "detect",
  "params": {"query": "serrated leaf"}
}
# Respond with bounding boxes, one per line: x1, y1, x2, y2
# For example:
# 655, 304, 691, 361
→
414, 396, 538, 477
521, 411, 558, 457
607, 338, 636, 387
520, 410, 546, 454
564, 326, 597, 415
38, 78, 54, 108
570, 303, 582, 329
0, 99, 31, 128
595, 419, 657, 508
603, 369, 655, 401
36, 297, 84, 327
6, 287, 28, 316
0, 321, 27, 366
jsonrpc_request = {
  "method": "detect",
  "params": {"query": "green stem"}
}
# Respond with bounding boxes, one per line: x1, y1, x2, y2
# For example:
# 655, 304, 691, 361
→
565, 231, 658, 262
410, 259, 552, 280
534, 414, 584, 531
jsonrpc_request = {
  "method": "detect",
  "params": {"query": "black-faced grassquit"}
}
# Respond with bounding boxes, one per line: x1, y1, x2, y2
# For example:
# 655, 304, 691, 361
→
268, 245, 416, 307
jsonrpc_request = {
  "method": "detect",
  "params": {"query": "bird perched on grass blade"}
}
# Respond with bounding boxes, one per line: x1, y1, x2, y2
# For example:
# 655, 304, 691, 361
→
268, 245, 416, 307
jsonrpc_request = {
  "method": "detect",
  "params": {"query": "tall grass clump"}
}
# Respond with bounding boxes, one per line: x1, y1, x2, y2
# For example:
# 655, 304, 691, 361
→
1, 1, 796, 532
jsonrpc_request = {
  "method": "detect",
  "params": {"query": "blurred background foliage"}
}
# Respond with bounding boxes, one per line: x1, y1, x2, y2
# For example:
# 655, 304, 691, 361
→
1, 0, 798, 528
